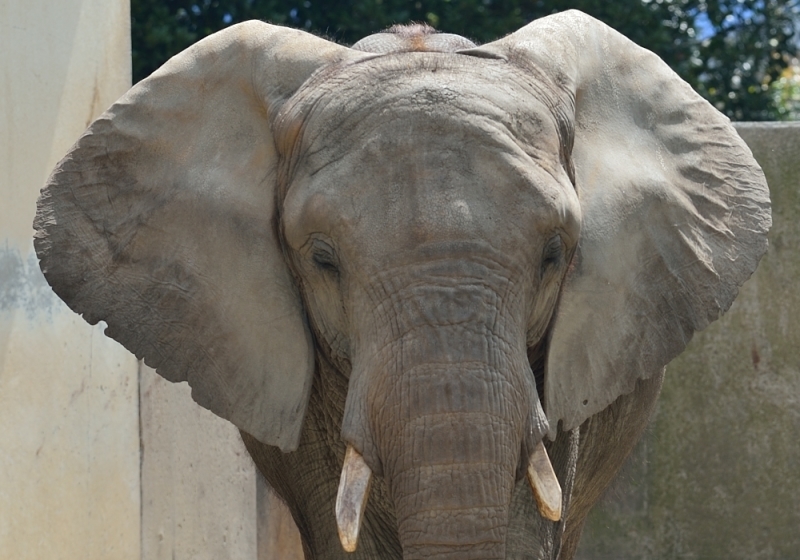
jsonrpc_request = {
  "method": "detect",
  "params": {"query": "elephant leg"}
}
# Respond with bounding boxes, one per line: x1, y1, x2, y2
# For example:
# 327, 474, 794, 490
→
557, 370, 665, 560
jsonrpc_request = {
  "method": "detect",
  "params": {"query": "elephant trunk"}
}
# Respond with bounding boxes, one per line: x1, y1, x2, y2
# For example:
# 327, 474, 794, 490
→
340, 262, 550, 558
385, 366, 519, 560
373, 327, 535, 560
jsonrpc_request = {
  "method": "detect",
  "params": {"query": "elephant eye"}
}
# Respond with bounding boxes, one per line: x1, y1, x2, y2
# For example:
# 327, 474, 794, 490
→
541, 235, 564, 275
311, 240, 339, 274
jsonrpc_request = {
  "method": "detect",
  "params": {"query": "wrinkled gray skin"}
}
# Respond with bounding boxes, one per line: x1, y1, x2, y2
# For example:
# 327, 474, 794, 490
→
34, 11, 770, 560
248, 46, 650, 558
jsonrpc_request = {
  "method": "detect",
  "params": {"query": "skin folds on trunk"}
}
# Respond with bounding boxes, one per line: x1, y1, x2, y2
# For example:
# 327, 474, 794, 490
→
388, 405, 516, 560
344, 260, 545, 560
379, 355, 527, 560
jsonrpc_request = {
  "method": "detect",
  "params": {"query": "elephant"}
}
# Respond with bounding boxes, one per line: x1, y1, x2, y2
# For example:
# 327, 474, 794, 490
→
33, 10, 770, 560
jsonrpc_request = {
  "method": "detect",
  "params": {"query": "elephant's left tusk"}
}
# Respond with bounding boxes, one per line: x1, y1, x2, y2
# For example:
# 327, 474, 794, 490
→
526, 440, 562, 522
336, 445, 373, 552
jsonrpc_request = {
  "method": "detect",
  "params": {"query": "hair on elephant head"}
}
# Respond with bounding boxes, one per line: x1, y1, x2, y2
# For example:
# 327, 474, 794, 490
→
34, 11, 770, 560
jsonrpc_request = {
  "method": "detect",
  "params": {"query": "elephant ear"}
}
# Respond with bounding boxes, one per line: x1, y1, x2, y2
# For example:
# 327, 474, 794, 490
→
479, 11, 771, 438
34, 22, 360, 451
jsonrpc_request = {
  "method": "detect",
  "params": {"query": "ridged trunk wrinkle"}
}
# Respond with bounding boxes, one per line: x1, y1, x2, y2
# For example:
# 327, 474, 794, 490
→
346, 260, 541, 559
377, 360, 529, 560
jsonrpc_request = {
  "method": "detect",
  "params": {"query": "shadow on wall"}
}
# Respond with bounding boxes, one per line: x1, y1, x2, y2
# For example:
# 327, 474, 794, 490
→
0, 248, 60, 320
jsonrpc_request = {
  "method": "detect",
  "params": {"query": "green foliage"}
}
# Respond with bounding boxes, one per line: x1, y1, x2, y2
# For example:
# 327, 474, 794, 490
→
672, 0, 798, 121
772, 57, 800, 119
131, 0, 799, 120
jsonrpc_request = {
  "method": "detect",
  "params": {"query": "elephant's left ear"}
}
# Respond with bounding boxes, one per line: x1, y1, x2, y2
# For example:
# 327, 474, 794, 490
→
475, 11, 771, 438
34, 22, 364, 451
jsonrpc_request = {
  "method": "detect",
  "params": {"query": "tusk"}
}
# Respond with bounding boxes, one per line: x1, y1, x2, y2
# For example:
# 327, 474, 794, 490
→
335, 445, 373, 552
526, 440, 562, 522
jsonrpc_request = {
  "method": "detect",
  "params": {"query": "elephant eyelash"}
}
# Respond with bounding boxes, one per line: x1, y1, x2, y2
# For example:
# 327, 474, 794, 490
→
313, 252, 339, 273
541, 235, 564, 274
311, 240, 339, 273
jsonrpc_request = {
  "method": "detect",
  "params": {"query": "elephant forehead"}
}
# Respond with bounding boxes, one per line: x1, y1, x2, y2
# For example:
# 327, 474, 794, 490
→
278, 54, 579, 261
275, 53, 569, 168
281, 121, 578, 265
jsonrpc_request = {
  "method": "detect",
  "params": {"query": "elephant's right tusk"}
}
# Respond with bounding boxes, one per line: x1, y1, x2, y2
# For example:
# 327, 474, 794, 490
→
336, 445, 373, 552
526, 440, 562, 522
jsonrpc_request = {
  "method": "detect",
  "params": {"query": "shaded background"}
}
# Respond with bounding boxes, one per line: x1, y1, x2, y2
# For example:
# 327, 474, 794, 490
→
132, 0, 800, 120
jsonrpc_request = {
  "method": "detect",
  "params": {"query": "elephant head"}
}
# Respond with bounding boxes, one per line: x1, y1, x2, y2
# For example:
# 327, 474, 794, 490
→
34, 11, 770, 560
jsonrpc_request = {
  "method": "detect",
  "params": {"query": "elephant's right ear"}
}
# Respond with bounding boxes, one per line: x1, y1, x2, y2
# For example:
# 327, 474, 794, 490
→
476, 11, 771, 439
34, 22, 362, 452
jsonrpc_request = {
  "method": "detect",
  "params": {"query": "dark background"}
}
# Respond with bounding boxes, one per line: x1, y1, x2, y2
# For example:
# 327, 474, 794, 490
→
132, 0, 799, 121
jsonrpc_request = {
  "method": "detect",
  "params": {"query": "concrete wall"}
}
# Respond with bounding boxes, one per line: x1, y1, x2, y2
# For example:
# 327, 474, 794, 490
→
138, 366, 303, 560
0, 2, 139, 559
576, 123, 800, 559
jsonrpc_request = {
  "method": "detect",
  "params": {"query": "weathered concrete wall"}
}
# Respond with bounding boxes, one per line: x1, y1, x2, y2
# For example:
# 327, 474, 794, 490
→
257, 476, 305, 560
140, 366, 259, 560
576, 122, 800, 559
0, 1, 139, 559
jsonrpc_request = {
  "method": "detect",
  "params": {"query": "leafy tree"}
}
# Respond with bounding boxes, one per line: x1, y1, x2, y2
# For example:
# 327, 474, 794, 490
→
131, 0, 799, 120
673, 0, 798, 120
772, 56, 800, 119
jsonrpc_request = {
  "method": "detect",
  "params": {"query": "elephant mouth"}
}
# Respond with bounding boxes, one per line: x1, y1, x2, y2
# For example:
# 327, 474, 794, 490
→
334, 443, 562, 553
